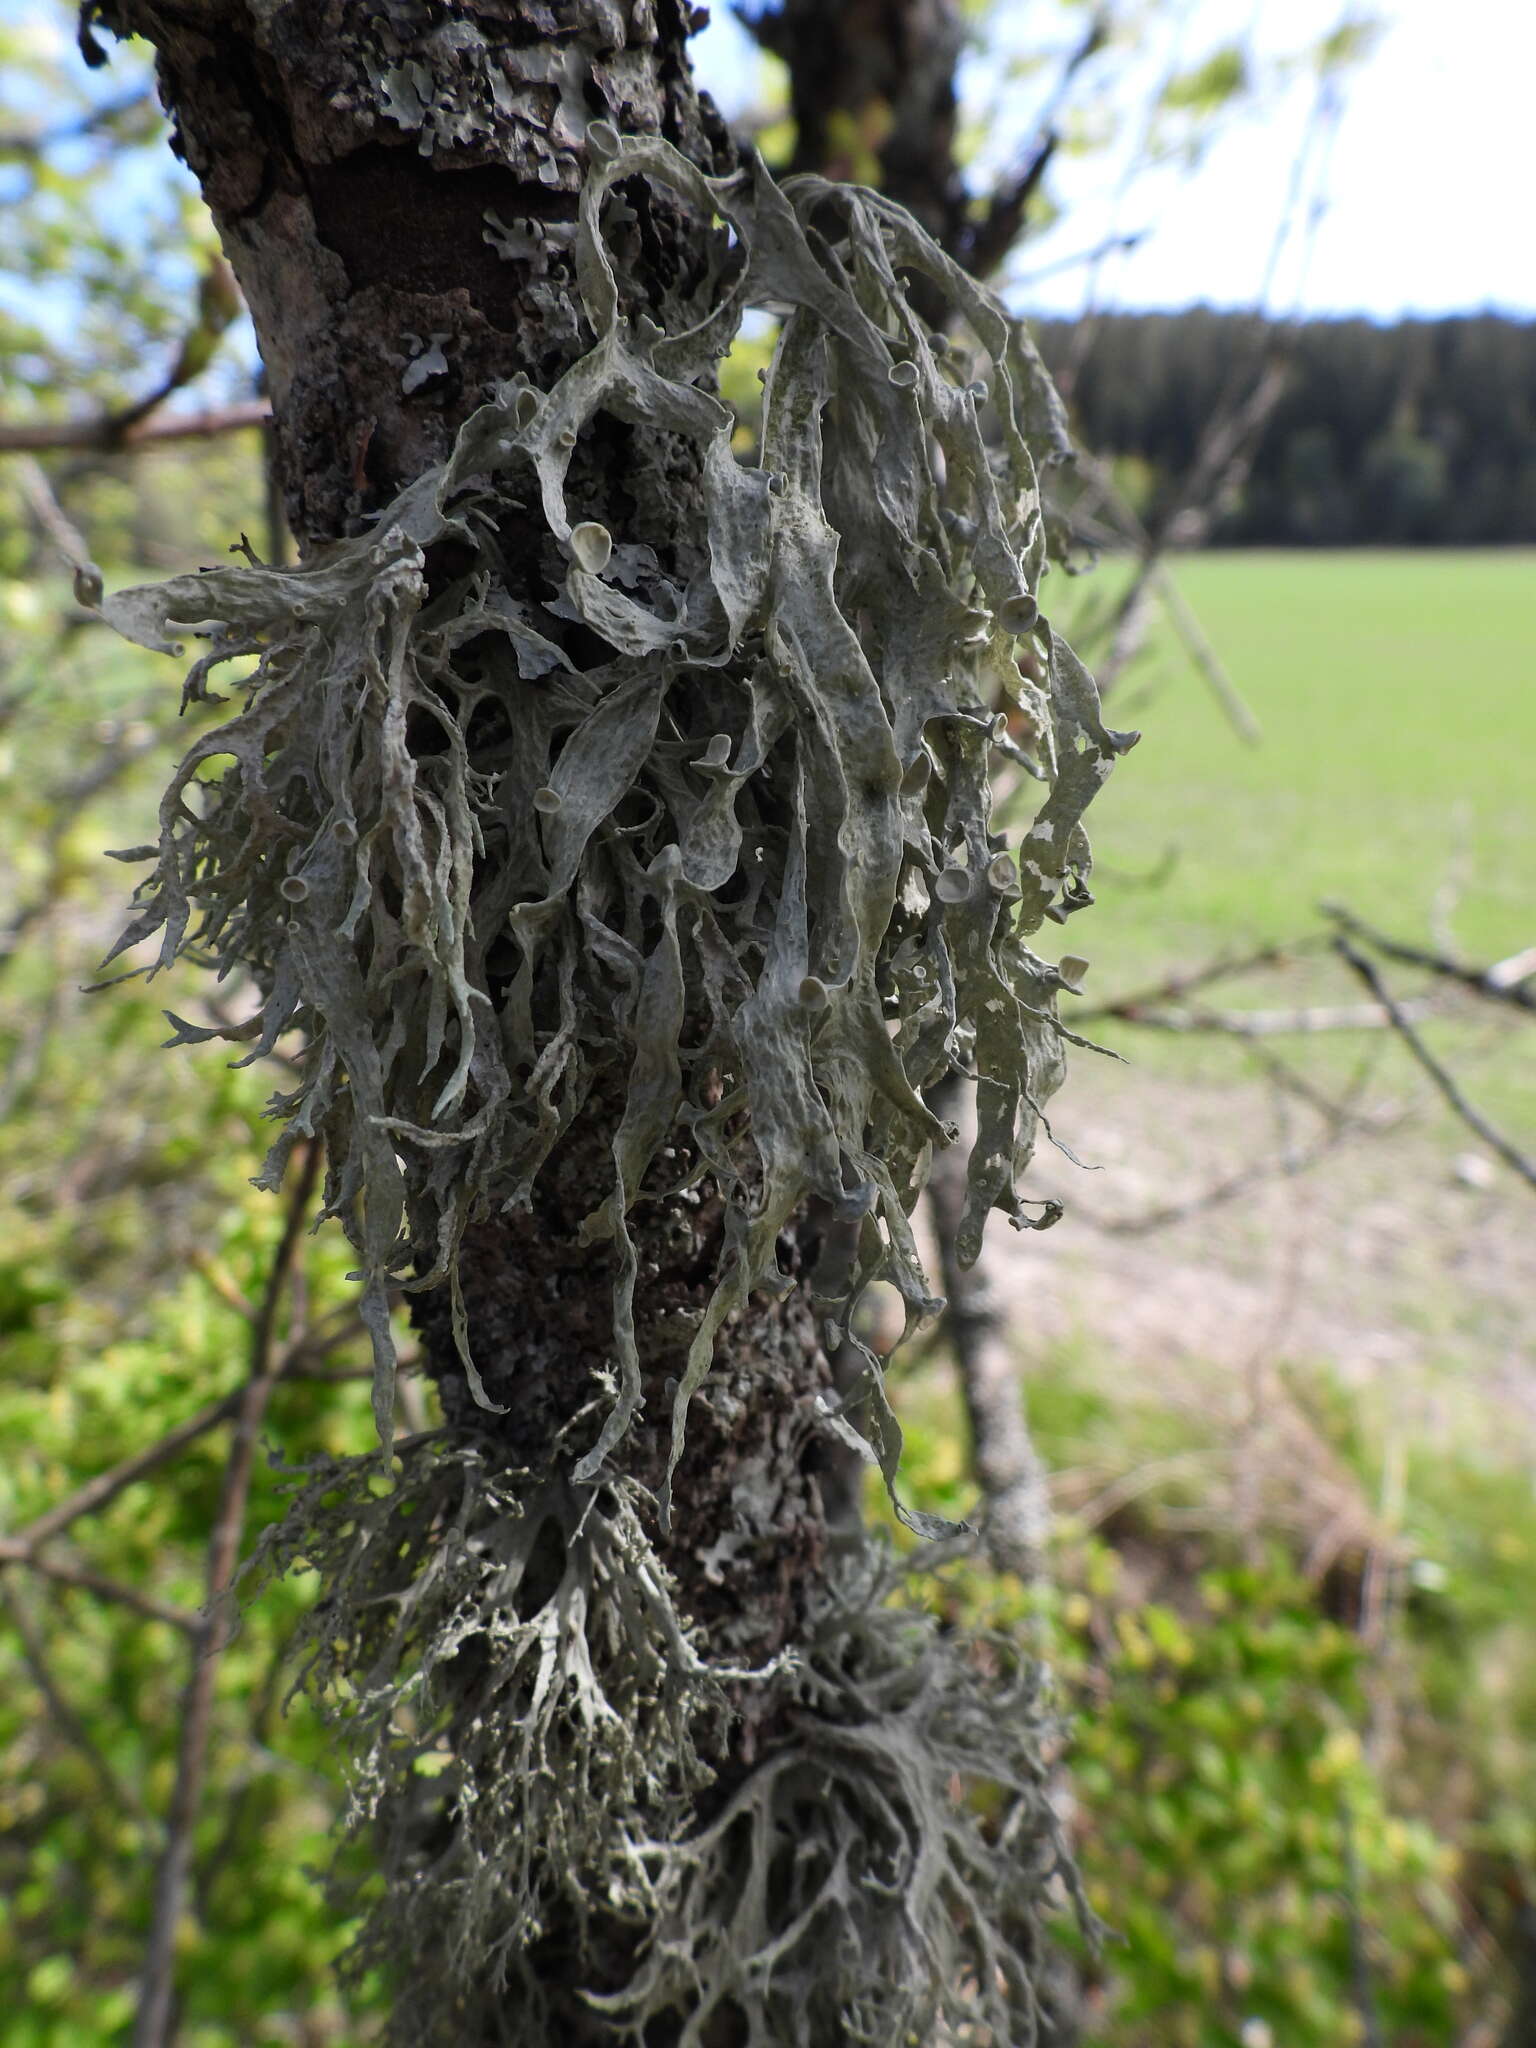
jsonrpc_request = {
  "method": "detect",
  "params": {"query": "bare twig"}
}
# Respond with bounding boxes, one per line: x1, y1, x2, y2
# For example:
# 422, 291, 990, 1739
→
927, 1075, 1050, 1581
0, 1578, 152, 1828
4, 1389, 249, 1555
1325, 905, 1536, 1014
1112, 998, 1437, 1038
12, 455, 94, 573
967, 8, 1110, 278
1147, 557, 1263, 744
1074, 937, 1319, 1021
0, 1544, 199, 1632
1007, 229, 1146, 289
0, 88, 151, 160
186, 1251, 258, 1323
0, 399, 270, 455
1083, 1102, 1403, 1237
134, 1140, 322, 2048
1334, 940, 1536, 1193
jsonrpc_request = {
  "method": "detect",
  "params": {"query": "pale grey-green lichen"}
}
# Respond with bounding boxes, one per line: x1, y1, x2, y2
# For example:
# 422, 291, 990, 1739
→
255, 1436, 1081, 2046
99, 134, 1126, 1527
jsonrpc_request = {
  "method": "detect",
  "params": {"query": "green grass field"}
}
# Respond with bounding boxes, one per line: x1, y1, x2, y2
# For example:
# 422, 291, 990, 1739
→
1065, 549, 1534, 973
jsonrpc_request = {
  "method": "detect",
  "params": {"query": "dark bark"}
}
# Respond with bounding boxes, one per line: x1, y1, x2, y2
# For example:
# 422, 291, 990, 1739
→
86, 12, 1100, 2043
99, 0, 833, 1654
742, 0, 1077, 292
743, 0, 967, 250
94, 0, 733, 541
94, 5, 841, 2033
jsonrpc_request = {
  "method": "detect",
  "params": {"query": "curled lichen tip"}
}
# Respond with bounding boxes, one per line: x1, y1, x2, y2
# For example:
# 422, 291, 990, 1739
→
569, 520, 613, 574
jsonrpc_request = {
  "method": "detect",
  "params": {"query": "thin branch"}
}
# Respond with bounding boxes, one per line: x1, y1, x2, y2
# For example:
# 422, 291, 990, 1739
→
134, 1140, 323, 2048
1324, 904, 1536, 1014
1074, 937, 1317, 1021
6, 255, 246, 475
0, 399, 270, 455
1147, 557, 1263, 744
1007, 229, 1146, 288
1242, 1033, 1387, 1130
0, 1544, 199, 1633
1084, 1103, 1402, 1237
187, 1250, 258, 1323
0, 1578, 152, 1828
0, 88, 151, 159
4, 1387, 249, 1554
1334, 940, 1536, 1193
1111, 998, 1437, 1038
927, 1074, 1050, 1581
965, 132, 1058, 279
965, 6, 1113, 285
12, 455, 94, 572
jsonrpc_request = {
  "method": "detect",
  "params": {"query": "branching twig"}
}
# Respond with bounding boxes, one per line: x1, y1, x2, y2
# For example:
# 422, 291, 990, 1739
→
4, 1388, 251, 1555
134, 1140, 322, 2048
0, 1578, 152, 1828
1334, 940, 1536, 1194
1325, 905, 1536, 1014
966, 8, 1110, 279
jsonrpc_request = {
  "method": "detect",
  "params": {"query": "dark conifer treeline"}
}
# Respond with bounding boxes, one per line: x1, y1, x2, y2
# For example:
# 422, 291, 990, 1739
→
1033, 309, 1536, 545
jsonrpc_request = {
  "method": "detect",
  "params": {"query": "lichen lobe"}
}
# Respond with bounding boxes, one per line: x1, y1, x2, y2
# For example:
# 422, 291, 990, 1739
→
105, 127, 1121, 2045
103, 132, 1121, 1529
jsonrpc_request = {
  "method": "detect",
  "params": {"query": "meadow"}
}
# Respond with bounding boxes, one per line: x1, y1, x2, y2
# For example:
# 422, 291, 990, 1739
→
1, 548, 1532, 2044
1083, 549, 1534, 969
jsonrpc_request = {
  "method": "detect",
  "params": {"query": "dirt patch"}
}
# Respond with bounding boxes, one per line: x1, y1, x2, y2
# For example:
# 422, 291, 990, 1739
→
984, 1057, 1536, 1461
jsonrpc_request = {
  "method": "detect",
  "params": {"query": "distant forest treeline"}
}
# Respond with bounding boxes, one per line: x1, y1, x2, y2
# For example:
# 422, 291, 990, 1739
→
1032, 310, 1536, 545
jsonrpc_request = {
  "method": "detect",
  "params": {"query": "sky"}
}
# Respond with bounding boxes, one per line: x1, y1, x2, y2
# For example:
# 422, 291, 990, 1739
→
1, 0, 1530, 338
691, 0, 1536, 325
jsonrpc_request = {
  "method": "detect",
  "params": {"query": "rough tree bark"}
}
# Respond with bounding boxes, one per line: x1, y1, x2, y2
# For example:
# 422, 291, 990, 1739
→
87, 5, 1104, 2040
87, 9, 833, 2037
87, 0, 832, 1673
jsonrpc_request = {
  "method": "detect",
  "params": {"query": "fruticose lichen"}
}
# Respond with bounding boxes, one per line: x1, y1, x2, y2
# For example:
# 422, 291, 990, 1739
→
102, 128, 1122, 2039
99, 130, 1127, 1528
257, 1433, 1079, 2047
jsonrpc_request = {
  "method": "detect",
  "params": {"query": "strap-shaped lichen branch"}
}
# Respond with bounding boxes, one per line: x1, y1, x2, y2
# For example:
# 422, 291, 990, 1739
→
96, 130, 1128, 1530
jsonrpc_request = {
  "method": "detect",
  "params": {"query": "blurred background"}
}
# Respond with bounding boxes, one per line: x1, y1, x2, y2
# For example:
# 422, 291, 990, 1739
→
0, 0, 1531, 2041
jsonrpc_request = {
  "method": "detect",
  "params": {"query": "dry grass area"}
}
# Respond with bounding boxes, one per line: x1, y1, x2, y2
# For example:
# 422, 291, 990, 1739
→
983, 1052, 1536, 1569
1025, 1064, 1532, 1412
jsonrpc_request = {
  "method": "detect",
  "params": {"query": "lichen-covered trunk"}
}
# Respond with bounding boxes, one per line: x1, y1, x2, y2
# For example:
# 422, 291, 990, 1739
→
102, 0, 828, 2024
97, 3, 1112, 2039
100, 0, 831, 1639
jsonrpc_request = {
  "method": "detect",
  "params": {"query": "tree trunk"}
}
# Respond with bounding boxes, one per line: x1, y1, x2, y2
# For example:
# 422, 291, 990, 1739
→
95, 6, 1087, 2039
96, 1, 830, 2028
745, 0, 967, 250
96, 0, 834, 1634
